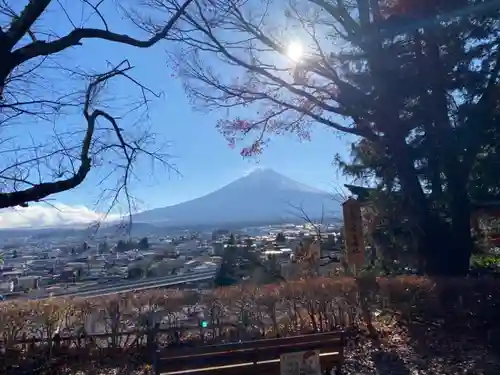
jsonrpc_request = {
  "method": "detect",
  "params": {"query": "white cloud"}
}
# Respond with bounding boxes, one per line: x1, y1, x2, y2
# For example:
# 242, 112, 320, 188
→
0, 203, 120, 229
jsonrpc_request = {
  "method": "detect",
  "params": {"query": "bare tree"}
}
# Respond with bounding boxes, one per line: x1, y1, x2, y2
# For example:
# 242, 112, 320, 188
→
0, 0, 193, 213
287, 184, 348, 245
287, 202, 325, 240
288, 202, 344, 270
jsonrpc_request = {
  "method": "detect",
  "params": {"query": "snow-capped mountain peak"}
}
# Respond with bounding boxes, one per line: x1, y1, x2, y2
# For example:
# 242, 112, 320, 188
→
133, 169, 340, 225
236, 168, 323, 193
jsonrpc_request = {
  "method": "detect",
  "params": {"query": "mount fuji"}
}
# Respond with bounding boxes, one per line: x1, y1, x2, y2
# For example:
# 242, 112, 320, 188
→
133, 169, 341, 226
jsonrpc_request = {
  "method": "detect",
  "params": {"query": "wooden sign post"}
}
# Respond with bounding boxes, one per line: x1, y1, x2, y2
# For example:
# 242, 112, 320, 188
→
342, 198, 365, 275
280, 350, 322, 375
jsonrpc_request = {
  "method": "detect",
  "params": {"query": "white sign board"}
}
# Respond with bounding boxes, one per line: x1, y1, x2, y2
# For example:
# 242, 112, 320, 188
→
280, 350, 322, 375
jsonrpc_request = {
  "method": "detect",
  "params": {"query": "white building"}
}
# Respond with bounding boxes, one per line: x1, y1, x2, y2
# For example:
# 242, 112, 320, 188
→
0, 280, 14, 293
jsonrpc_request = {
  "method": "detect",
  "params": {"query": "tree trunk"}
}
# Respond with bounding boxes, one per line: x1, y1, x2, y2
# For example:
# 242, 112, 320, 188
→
446, 175, 474, 275
0, 49, 15, 100
388, 135, 472, 276
421, 27, 473, 276
413, 191, 472, 276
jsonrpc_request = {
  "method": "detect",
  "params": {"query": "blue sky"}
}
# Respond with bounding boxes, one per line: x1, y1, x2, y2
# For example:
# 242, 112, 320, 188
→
3, 1, 355, 222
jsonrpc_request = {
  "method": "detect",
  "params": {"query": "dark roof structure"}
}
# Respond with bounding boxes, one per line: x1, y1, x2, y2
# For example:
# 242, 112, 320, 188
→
344, 184, 376, 202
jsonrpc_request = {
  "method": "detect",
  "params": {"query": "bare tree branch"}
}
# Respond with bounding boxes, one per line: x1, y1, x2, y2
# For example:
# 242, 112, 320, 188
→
3, 0, 51, 50
10, 0, 193, 65
287, 201, 325, 240
0, 0, 189, 214
0, 62, 124, 208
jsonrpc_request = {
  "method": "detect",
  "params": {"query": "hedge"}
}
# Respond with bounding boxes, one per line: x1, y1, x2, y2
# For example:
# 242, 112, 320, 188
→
1, 276, 499, 374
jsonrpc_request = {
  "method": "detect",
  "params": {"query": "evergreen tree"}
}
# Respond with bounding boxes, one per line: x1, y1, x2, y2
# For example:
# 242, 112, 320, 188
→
215, 236, 239, 286
116, 240, 128, 252
275, 232, 286, 243
139, 237, 149, 250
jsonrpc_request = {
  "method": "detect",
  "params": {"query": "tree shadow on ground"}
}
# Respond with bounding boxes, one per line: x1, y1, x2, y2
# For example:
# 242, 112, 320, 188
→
381, 277, 500, 374
406, 323, 500, 374
371, 349, 410, 375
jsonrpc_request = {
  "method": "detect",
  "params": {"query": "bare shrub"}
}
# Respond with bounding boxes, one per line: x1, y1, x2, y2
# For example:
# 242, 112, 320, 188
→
2, 275, 500, 373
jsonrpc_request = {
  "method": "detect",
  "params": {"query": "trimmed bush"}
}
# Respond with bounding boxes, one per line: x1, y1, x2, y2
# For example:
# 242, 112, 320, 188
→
1, 276, 499, 373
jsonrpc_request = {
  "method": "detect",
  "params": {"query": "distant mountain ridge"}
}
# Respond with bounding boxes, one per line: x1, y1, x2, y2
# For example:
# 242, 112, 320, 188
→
133, 168, 341, 226
0, 169, 341, 238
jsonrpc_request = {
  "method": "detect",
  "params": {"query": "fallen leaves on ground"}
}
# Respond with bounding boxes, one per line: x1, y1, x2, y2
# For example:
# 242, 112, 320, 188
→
343, 320, 500, 375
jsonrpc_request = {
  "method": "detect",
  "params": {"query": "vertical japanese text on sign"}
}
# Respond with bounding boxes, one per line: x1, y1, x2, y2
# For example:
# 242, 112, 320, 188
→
342, 198, 365, 268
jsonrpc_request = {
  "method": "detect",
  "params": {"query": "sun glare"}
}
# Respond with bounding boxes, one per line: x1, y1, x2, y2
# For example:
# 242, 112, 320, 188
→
287, 41, 303, 62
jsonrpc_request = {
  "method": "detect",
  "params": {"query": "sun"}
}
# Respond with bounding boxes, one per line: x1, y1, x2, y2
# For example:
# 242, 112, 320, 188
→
287, 41, 303, 62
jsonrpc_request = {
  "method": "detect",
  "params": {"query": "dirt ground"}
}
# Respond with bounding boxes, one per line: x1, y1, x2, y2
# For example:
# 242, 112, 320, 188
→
343, 322, 500, 375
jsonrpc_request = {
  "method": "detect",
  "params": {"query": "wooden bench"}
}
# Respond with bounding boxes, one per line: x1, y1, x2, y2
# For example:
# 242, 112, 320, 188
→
154, 330, 345, 375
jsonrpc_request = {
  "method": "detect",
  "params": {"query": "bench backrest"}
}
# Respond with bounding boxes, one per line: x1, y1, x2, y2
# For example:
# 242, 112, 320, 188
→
156, 331, 344, 375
